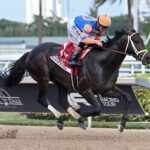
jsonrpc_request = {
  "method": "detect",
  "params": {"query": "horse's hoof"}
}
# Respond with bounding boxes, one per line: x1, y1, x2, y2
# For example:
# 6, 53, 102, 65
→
78, 118, 86, 130
118, 123, 124, 133
79, 123, 86, 130
56, 116, 64, 130
57, 122, 64, 130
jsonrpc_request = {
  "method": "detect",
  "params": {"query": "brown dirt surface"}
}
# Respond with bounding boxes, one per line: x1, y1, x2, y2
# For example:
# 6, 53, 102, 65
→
0, 125, 150, 150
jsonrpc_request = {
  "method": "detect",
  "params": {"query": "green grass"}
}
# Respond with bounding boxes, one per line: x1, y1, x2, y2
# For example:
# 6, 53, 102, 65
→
92, 121, 150, 129
0, 112, 150, 129
0, 112, 56, 126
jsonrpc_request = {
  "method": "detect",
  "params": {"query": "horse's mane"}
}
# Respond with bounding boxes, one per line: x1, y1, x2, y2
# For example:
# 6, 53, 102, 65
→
103, 29, 136, 48
103, 29, 126, 48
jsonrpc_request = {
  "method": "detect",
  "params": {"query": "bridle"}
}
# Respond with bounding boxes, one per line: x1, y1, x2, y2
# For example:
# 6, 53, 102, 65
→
102, 32, 149, 62
124, 32, 149, 62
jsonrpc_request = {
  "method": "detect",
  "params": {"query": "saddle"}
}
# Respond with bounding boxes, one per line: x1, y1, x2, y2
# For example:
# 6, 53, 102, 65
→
50, 42, 91, 75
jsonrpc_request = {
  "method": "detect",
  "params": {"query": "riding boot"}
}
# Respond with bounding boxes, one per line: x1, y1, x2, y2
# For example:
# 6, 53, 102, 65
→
68, 50, 81, 67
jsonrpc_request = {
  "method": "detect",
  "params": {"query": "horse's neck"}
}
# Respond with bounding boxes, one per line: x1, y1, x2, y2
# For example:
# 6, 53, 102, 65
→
91, 48, 126, 73
108, 52, 125, 65
99, 47, 125, 62
104, 41, 126, 68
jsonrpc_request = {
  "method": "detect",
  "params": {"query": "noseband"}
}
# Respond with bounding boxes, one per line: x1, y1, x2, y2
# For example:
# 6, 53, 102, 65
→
124, 32, 149, 62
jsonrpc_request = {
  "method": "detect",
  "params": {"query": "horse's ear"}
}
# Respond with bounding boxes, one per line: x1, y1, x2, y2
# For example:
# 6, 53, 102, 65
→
121, 28, 128, 34
131, 29, 136, 33
115, 29, 128, 36
115, 29, 122, 35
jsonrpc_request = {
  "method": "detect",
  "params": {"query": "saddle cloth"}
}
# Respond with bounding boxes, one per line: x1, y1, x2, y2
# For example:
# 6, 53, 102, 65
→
50, 42, 91, 75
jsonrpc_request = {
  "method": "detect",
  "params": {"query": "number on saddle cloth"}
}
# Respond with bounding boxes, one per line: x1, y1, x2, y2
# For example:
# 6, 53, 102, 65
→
58, 42, 91, 64
58, 42, 75, 61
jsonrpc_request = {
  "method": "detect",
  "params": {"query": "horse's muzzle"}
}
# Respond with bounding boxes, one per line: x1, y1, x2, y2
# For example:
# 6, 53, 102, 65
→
141, 52, 150, 65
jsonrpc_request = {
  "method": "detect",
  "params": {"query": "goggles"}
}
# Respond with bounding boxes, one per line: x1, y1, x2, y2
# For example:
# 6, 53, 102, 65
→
101, 25, 108, 29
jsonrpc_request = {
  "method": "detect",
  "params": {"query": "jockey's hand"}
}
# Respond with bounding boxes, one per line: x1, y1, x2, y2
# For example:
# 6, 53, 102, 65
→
96, 40, 103, 47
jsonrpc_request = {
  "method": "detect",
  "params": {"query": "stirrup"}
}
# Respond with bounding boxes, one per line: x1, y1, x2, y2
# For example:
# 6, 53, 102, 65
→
68, 61, 81, 67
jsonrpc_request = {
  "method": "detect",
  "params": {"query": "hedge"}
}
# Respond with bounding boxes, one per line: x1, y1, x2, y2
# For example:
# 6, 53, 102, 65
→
134, 88, 150, 113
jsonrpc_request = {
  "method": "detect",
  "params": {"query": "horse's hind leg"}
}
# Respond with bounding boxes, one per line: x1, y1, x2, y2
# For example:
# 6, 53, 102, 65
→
32, 76, 62, 120
57, 85, 86, 129
27, 62, 62, 122
40, 82, 64, 121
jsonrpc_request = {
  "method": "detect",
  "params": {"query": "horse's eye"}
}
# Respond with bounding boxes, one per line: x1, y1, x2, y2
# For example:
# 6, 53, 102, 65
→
133, 37, 139, 43
134, 39, 139, 43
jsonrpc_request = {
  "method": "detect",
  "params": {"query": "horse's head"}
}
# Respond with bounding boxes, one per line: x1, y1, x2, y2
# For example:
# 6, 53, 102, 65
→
120, 29, 150, 65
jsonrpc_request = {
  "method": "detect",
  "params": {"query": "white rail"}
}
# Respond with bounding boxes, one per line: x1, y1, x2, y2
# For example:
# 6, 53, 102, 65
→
120, 56, 150, 75
0, 48, 31, 54
0, 54, 150, 75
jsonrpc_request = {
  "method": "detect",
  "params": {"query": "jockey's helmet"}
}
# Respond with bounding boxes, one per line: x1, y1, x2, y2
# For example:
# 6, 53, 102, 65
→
98, 15, 111, 28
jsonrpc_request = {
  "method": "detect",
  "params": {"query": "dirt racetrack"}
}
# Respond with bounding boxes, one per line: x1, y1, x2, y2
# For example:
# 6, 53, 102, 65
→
0, 125, 150, 150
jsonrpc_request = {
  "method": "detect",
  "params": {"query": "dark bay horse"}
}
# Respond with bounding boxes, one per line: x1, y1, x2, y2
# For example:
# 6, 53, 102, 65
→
2, 29, 150, 132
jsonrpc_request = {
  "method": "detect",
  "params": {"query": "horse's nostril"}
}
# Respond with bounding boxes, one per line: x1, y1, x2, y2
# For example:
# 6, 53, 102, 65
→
147, 57, 150, 64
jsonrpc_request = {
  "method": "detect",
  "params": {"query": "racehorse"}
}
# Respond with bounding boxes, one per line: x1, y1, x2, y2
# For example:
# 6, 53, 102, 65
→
2, 29, 150, 132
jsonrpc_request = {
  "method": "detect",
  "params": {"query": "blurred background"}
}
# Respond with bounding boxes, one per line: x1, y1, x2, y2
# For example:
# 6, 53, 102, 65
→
0, 0, 149, 46
0, 0, 150, 75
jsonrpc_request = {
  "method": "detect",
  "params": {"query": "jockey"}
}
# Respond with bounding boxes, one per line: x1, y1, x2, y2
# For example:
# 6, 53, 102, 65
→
67, 14, 111, 66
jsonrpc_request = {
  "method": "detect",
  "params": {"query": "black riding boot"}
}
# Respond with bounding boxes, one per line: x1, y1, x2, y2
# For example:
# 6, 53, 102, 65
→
68, 50, 81, 67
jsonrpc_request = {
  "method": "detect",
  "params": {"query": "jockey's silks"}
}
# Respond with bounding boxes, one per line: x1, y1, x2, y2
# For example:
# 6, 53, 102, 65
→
74, 16, 98, 31
74, 16, 101, 41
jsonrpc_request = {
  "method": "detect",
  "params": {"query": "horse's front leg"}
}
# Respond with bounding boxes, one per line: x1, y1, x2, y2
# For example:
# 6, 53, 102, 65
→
57, 85, 86, 130
78, 89, 101, 117
101, 87, 131, 132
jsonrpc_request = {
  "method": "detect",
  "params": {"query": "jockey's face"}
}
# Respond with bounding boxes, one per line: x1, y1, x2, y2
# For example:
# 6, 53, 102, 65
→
98, 24, 108, 32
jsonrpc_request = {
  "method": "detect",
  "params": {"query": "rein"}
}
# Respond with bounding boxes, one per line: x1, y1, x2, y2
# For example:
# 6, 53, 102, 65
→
101, 47, 127, 56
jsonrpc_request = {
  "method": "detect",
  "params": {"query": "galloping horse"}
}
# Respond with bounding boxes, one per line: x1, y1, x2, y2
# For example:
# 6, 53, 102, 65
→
3, 29, 150, 132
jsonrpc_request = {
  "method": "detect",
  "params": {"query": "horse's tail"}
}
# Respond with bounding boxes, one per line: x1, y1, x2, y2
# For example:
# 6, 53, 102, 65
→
5, 52, 29, 87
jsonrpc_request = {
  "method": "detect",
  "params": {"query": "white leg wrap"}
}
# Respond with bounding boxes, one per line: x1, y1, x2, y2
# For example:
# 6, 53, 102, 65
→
67, 107, 81, 120
48, 104, 61, 118
71, 104, 81, 111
